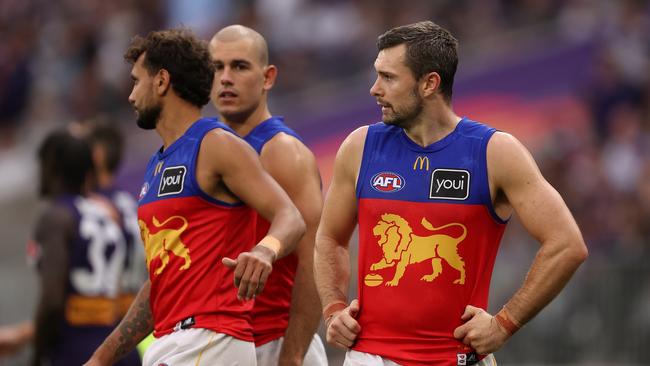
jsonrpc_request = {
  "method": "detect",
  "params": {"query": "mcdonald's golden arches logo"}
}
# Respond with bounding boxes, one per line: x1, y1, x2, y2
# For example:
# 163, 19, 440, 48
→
154, 161, 164, 176
413, 156, 429, 171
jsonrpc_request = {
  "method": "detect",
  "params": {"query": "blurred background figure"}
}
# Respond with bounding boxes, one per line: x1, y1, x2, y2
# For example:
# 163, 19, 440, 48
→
0, 129, 141, 365
69, 118, 148, 319
0, 0, 649, 365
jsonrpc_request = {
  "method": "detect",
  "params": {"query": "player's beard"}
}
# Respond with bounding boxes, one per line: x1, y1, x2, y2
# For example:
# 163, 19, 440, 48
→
383, 87, 423, 130
136, 102, 163, 130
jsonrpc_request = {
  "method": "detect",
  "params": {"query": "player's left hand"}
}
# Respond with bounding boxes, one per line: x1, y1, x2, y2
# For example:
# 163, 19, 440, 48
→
0, 328, 24, 356
0, 322, 32, 357
222, 245, 274, 301
453, 305, 510, 355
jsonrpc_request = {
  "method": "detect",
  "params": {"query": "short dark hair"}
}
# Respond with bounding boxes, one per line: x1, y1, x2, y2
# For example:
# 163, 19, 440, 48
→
124, 28, 215, 108
377, 21, 458, 102
38, 129, 94, 197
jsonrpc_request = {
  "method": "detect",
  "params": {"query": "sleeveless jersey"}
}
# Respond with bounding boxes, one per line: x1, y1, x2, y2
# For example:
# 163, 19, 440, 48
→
137, 118, 256, 341
243, 116, 302, 346
35, 194, 140, 366
99, 187, 147, 316
354, 119, 507, 366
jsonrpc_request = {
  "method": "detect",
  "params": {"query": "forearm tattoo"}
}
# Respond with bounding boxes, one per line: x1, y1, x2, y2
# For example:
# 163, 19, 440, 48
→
112, 293, 153, 359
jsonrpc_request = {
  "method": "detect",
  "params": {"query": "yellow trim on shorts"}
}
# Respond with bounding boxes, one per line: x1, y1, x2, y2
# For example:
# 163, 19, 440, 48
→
194, 332, 216, 366
136, 333, 154, 359
485, 354, 497, 366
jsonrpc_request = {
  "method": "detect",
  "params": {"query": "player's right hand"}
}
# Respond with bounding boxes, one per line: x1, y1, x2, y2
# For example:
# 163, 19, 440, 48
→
326, 299, 361, 349
222, 245, 274, 301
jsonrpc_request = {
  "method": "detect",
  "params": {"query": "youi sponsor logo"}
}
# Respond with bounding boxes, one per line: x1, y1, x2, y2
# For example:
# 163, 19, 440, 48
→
429, 168, 470, 200
158, 166, 187, 196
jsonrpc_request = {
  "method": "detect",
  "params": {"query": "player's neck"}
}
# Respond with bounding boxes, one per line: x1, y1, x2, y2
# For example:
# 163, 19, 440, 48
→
403, 105, 460, 147
221, 105, 272, 138
156, 100, 202, 149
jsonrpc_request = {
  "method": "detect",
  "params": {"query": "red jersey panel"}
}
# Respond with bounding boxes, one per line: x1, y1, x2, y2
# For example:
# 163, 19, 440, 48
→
241, 116, 304, 345
249, 215, 298, 346
139, 197, 255, 340
355, 199, 505, 365
353, 120, 507, 365
137, 118, 256, 341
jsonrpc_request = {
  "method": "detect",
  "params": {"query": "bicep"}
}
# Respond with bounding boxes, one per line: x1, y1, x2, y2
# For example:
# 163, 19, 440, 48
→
261, 139, 323, 230
208, 131, 291, 220
490, 133, 580, 244
317, 137, 362, 248
509, 174, 577, 244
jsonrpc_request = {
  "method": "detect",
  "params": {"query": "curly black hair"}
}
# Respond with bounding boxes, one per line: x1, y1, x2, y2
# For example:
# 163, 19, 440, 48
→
38, 129, 94, 197
124, 28, 214, 108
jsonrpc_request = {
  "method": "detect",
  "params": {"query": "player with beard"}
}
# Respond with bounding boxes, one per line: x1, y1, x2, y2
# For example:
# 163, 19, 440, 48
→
314, 21, 587, 365
209, 25, 327, 366
84, 28, 305, 366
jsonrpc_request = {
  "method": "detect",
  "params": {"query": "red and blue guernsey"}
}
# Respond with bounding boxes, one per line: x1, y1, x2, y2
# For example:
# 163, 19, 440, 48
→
242, 116, 303, 346
354, 118, 508, 366
137, 118, 256, 341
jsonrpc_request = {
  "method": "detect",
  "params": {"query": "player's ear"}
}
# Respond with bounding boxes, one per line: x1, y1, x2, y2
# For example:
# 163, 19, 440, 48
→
263, 65, 277, 91
155, 68, 171, 95
420, 71, 440, 98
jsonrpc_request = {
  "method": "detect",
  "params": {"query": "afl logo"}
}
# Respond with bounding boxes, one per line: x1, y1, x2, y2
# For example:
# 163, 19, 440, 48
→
371, 172, 405, 193
138, 182, 149, 201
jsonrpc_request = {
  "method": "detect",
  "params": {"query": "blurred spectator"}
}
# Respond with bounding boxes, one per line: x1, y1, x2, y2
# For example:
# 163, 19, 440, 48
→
0, 14, 35, 149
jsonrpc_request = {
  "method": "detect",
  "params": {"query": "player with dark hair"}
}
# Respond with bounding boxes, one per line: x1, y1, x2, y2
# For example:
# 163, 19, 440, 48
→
315, 21, 588, 365
84, 28, 305, 366
209, 25, 326, 366
73, 119, 148, 316
0, 129, 140, 366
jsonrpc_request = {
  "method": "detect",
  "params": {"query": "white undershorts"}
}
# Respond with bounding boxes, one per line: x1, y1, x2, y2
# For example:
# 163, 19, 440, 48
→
344, 350, 497, 366
143, 328, 256, 366
255, 334, 328, 366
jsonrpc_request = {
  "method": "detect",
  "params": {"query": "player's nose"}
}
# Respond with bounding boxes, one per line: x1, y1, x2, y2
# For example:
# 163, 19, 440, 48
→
219, 67, 234, 85
128, 91, 136, 106
370, 77, 382, 97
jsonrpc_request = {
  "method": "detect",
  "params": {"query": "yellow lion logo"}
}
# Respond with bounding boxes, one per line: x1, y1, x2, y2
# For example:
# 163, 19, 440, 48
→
370, 213, 467, 286
139, 216, 191, 276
